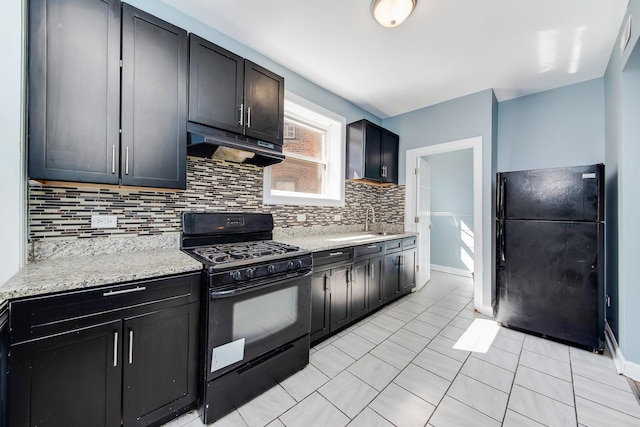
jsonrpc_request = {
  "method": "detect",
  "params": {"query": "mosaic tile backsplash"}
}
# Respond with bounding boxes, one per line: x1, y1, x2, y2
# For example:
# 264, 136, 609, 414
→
28, 156, 405, 244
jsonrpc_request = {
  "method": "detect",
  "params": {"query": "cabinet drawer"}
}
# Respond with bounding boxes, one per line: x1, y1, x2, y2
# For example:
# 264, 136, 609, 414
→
354, 242, 384, 260
385, 239, 403, 253
313, 248, 353, 269
403, 237, 417, 249
10, 272, 201, 343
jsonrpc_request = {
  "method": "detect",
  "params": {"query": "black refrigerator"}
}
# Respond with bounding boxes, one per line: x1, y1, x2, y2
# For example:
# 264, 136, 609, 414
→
496, 164, 604, 352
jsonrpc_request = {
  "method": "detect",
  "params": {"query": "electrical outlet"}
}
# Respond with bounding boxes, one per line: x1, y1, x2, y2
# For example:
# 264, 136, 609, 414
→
333, 214, 342, 221
91, 215, 118, 229
296, 214, 306, 222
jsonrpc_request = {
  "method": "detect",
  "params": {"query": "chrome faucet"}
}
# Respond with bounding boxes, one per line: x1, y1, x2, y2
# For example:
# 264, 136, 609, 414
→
365, 205, 376, 232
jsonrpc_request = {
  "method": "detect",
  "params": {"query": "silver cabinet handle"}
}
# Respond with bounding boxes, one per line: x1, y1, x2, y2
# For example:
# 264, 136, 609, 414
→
103, 286, 146, 297
128, 330, 134, 364
329, 251, 343, 256
247, 107, 251, 128
113, 331, 118, 367
111, 145, 116, 174
125, 147, 129, 175
367, 245, 378, 249
239, 103, 244, 126
371, 263, 375, 279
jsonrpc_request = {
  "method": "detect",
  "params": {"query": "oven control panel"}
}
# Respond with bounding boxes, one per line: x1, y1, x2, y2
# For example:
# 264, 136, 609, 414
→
209, 255, 313, 286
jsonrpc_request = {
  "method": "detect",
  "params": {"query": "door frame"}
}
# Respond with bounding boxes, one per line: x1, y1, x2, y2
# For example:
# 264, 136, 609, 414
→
404, 136, 483, 311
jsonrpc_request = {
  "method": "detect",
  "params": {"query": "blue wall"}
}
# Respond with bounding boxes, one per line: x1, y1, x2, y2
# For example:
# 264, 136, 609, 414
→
605, 0, 640, 369
383, 89, 497, 315
427, 150, 474, 272
497, 79, 605, 172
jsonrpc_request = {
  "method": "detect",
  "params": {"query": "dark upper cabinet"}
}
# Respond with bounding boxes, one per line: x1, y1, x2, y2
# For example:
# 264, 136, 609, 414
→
187, 35, 285, 145
28, 0, 121, 184
188, 35, 244, 134
243, 61, 284, 143
347, 119, 399, 184
121, 4, 187, 189
28, 1, 187, 189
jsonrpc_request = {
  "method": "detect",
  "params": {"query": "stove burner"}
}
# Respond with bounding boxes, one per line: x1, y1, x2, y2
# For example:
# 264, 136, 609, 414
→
193, 241, 301, 265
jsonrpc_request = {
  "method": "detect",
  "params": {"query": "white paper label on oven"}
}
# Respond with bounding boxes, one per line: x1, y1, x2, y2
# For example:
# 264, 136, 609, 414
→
211, 338, 245, 373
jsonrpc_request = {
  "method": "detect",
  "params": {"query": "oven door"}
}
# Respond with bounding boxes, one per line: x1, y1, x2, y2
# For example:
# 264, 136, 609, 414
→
206, 271, 311, 381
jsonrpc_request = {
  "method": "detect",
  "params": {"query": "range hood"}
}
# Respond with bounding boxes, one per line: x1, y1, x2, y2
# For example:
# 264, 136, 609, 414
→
187, 122, 285, 166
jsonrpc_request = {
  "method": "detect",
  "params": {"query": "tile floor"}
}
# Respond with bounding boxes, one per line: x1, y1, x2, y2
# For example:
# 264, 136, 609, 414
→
163, 271, 640, 427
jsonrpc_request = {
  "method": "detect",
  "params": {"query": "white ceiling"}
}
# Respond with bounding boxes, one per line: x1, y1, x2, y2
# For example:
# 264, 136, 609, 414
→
160, 0, 628, 119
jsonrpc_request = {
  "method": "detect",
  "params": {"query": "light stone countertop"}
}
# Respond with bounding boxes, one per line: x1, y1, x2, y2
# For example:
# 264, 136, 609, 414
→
0, 248, 203, 308
0, 231, 417, 310
276, 231, 418, 253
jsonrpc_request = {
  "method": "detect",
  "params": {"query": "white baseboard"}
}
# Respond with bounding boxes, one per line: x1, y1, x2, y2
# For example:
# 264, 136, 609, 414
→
605, 321, 640, 381
431, 264, 473, 278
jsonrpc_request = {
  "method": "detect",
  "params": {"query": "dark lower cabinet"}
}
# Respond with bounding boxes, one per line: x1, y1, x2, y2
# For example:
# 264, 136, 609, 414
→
7, 273, 200, 427
310, 271, 331, 343
329, 266, 351, 332
310, 239, 417, 346
400, 249, 417, 294
383, 253, 402, 302
1, 308, 10, 427
352, 261, 369, 321
367, 257, 384, 312
122, 303, 199, 427
9, 321, 123, 427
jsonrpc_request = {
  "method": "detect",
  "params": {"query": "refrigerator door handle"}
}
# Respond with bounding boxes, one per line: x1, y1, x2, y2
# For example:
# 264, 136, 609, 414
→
498, 219, 506, 262
498, 175, 506, 218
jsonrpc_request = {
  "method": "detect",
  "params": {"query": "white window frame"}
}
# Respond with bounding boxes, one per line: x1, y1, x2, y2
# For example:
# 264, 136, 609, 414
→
263, 91, 346, 207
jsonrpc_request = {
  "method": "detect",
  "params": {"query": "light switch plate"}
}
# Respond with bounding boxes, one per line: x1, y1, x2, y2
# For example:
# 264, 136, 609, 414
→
334, 214, 342, 221
91, 215, 118, 228
296, 214, 306, 222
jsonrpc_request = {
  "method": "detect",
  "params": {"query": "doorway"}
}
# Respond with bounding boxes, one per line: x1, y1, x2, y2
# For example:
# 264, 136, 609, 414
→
404, 136, 483, 311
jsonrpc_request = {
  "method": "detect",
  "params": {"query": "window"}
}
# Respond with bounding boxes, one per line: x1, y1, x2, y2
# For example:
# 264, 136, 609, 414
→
263, 92, 345, 207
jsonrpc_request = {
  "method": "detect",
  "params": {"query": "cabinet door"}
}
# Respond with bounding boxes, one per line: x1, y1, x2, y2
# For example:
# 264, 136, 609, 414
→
352, 261, 369, 321
368, 256, 384, 311
8, 321, 122, 427
122, 302, 199, 427
310, 271, 331, 343
121, 4, 188, 189
364, 123, 383, 181
383, 254, 401, 302
188, 34, 244, 134
381, 130, 399, 184
329, 266, 351, 332
400, 249, 416, 294
244, 61, 284, 144
28, 0, 121, 184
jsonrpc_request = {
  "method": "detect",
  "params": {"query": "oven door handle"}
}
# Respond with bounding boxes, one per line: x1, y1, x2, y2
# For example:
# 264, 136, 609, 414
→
210, 270, 312, 299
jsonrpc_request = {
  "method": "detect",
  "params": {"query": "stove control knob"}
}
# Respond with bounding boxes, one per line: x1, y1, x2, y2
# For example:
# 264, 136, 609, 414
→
268, 265, 276, 274
295, 260, 303, 269
287, 261, 295, 271
245, 268, 255, 279
231, 271, 242, 281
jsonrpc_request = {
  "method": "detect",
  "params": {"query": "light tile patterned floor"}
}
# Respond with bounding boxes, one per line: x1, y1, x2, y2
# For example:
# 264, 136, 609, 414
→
163, 271, 640, 427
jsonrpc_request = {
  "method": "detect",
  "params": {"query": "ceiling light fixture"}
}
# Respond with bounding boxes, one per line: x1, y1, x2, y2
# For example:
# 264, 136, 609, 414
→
371, 0, 417, 28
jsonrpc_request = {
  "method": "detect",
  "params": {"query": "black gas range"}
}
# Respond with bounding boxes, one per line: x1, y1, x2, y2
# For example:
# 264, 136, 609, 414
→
181, 212, 312, 424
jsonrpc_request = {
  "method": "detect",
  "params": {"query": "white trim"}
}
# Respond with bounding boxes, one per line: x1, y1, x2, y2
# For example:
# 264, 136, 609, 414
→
263, 91, 346, 207
431, 264, 473, 278
404, 136, 486, 313
606, 321, 640, 381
